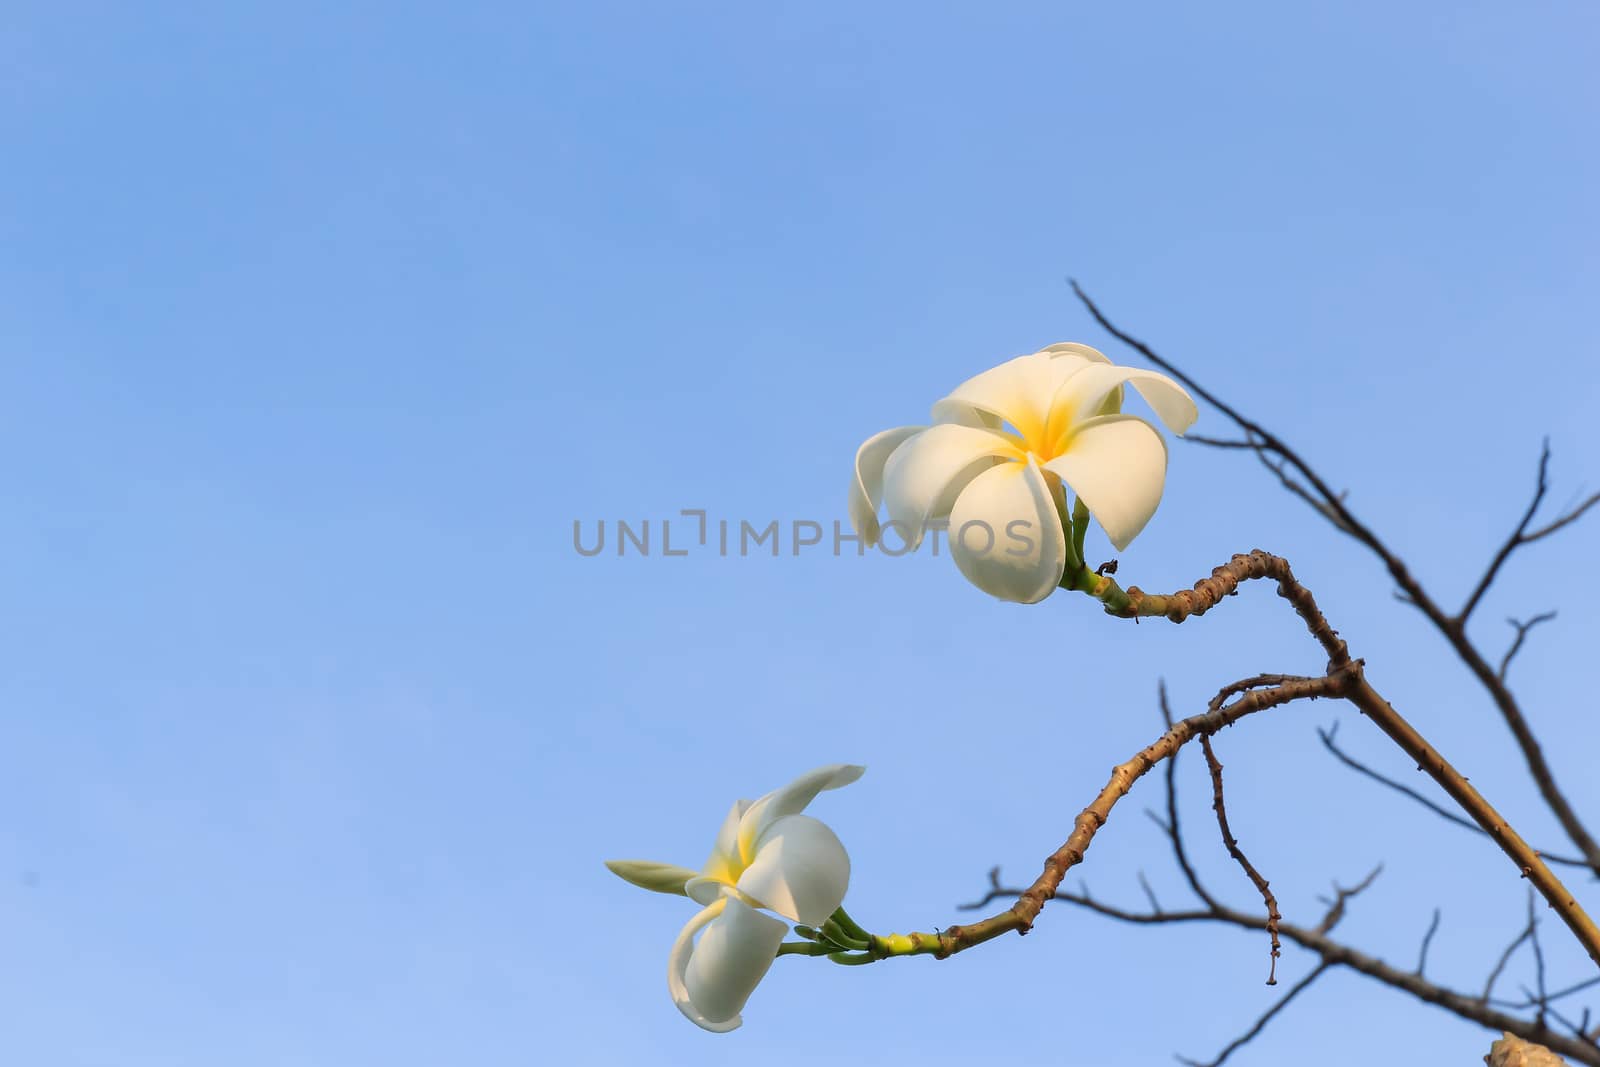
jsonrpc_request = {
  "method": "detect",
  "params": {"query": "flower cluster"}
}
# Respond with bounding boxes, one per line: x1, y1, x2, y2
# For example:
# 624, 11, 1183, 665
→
849, 342, 1197, 602
607, 344, 1199, 1033
606, 764, 863, 1032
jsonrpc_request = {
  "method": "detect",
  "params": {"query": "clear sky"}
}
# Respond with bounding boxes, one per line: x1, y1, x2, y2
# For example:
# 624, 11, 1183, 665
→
3, 3, 1598, 1065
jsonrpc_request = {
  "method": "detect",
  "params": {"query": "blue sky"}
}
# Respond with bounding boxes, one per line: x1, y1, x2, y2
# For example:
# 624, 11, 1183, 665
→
3, 3, 1598, 1064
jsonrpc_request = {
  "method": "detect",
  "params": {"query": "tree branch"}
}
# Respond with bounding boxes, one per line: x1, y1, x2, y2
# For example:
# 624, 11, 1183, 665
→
941, 549, 1600, 966
1317, 721, 1591, 871
1313, 864, 1384, 937
933, 673, 1345, 958
963, 871, 1600, 1065
1177, 963, 1331, 1067
1500, 612, 1560, 684
1199, 733, 1282, 984
1458, 441, 1556, 625
1482, 909, 1535, 1005
1418, 908, 1443, 977
1071, 280, 1600, 878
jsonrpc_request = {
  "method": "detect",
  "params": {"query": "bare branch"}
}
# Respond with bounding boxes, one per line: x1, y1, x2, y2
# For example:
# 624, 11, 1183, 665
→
1313, 865, 1384, 936
1186, 432, 1262, 450
1536, 1001, 1600, 1049
1542, 979, 1600, 1011
1417, 908, 1443, 977
964, 876, 1600, 1065
954, 548, 1600, 961
1316, 721, 1591, 870
1071, 279, 1383, 561
936, 672, 1346, 957
1319, 720, 1480, 833
1071, 282, 1600, 877
1484, 912, 1536, 1005
1137, 870, 1161, 914
1524, 491, 1600, 544
1532, 890, 1552, 1028
1337, 668, 1600, 966
1162, 684, 1220, 910
1499, 978, 1600, 1013
1253, 448, 1357, 536
1199, 733, 1283, 984
1458, 442, 1555, 625
1500, 612, 1560, 683
1208, 674, 1317, 714
1547, 976, 1600, 1008
1177, 963, 1331, 1067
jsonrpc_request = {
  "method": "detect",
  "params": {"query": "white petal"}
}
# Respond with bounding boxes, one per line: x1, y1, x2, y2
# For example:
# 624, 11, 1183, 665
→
676, 896, 786, 1032
685, 875, 766, 911
881, 424, 1018, 550
734, 814, 851, 926
668, 900, 737, 1032
605, 860, 699, 896
930, 353, 1084, 440
736, 764, 864, 862
684, 876, 730, 908
1042, 414, 1169, 552
848, 426, 924, 547
1038, 341, 1112, 364
947, 454, 1067, 604
1048, 362, 1197, 436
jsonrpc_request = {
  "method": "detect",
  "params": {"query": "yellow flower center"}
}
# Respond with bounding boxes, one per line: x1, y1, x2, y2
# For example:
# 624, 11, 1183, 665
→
701, 853, 744, 887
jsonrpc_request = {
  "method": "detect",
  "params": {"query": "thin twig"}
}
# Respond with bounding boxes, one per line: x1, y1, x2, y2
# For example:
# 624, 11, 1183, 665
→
1199, 733, 1282, 984
1314, 865, 1384, 936
964, 878, 1600, 1066
1317, 721, 1591, 870
1137, 870, 1161, 913
1536, 1001, 1600, 1048
1483, 914, 1536, 1004
935, 673, 1345, 956
1500, 612, 1559, 683
1545, 976, 1600, 1007
1162, 684, 1219, 910
1458, 442, 1555, 625
1523, 491, 1600, 544
1185, 432, 1261, 450
1418, 908, 1442, 977
1177, 964, 1331, 1067
1532, 890, 1551, 1027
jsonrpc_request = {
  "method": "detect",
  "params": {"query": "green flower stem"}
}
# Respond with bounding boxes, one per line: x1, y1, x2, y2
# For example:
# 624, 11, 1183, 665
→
865, 931, 941, 958
1060, 562, 1135, 613
1069, 497, 1090, 567
828, 907, 872, 943
820, 918, 869, 951
825, 931, 941, 966
776, 941, 831, 957
1050, 481, 1083, 574
821, 931, 940, 965
779, 923, 942, 966
796, 917, 866, 952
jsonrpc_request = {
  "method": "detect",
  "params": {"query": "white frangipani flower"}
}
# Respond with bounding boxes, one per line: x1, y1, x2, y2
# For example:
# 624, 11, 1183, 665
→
606, 764, 863, 1032
850, 343, 1197, 603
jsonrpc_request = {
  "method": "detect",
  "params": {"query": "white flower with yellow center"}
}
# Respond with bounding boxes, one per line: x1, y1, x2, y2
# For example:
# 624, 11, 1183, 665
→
850, 343, 1198, 603
606, 764, 863, 1032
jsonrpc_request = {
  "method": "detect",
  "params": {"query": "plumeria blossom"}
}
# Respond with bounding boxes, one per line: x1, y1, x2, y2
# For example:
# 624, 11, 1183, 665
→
606, 764, 864, 1032
850, 343, 1198, 603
